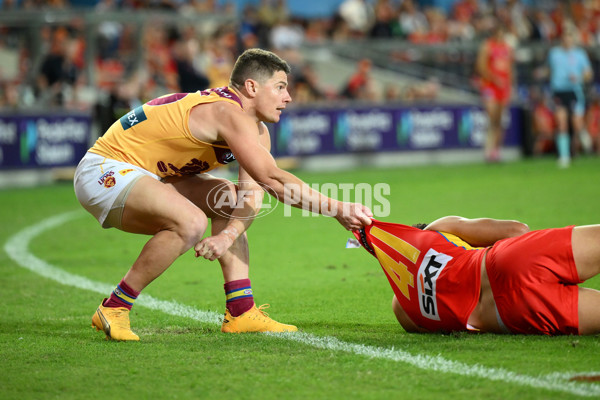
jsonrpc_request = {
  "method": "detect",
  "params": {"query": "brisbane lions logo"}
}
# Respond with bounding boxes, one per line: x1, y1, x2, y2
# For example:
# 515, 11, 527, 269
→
98, 171, 116, 188
104, 176, 116, 188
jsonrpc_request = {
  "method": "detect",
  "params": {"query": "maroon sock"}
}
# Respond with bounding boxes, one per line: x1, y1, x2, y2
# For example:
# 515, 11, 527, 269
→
104, 279, 140, 310
224, 279, 254, 317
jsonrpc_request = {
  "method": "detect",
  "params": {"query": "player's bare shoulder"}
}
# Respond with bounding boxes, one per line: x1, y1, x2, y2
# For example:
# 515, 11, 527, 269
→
189, 100, 253, 143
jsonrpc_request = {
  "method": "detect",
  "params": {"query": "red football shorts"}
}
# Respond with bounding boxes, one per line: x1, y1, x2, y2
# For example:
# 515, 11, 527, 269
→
480, 81, 511, 105
485, 226, 582, 335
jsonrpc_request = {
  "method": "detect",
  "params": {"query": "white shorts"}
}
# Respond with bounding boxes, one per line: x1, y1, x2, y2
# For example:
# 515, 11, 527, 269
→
74, 152, 159, 228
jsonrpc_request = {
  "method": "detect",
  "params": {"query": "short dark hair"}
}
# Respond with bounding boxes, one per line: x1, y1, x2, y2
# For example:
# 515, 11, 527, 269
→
412, 223, 429, 230
229, 48, 291, 90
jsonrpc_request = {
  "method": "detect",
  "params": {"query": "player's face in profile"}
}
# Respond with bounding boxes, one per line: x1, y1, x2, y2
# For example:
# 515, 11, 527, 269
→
256, 70, 292, 123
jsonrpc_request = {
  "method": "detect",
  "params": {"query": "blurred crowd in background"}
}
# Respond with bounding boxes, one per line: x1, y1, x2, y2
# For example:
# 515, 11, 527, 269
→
1, 0, 600, 153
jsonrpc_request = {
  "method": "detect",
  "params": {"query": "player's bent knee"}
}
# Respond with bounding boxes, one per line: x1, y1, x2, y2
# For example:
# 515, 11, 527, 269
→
216, 179, 238, 200
208, 179, 239, 217
178, 210, 208, 248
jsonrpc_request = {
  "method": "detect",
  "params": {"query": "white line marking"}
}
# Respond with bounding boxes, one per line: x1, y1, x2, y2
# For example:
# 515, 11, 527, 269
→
5, 211, 600, 398
4, 211, 223, 326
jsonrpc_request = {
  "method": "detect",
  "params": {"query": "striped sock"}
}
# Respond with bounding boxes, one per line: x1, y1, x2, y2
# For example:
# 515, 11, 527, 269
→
104, 279, 139, 310
224, 279, 254, 317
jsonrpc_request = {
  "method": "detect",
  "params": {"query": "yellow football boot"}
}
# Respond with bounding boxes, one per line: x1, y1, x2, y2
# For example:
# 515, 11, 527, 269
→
221, 304, 298, 333
91, 299, 140, 341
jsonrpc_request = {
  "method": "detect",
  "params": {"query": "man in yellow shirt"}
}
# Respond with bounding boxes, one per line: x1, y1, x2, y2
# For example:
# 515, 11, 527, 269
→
74, 48, 373, 341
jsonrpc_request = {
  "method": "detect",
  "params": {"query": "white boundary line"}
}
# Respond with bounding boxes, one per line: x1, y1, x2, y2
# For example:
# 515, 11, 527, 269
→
4, 211, 600, 398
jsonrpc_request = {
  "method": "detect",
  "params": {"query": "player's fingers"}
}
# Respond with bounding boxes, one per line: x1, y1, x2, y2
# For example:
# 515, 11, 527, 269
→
197, 242, 214, 258
358, 213, 372, 226
195, 239, 208, 252
349, 210, 371, 228
345, 219, 361, 231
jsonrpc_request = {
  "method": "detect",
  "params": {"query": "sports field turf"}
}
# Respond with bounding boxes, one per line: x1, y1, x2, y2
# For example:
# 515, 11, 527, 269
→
1, 156, 600, 399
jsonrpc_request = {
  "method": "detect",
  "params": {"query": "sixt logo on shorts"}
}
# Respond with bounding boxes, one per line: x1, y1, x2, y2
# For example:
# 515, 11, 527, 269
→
119, 106, 147, 130
417, 249, 452, 321
98, 170, 116, 188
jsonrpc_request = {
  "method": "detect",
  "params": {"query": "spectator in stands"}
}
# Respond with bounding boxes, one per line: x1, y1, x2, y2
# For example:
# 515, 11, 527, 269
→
290, 62, 327, 104
96, 0, 124, 60
304, 18, 329, 44
201, 25, 237, 88
530, 86, 556, 156
142, 23, 178, 94
529, 9, 557, 42
398, 0, 428, 39
383, 84, 402, 102
476, 21, 514, 162
575, 13, 597, 47
505, 0, 531, 41
0, 33, 23, 103
369, 0, 400, 38
173, 28, 210, 93
36, 26, 81, 107
585, 90, 600, 155
257, 0, 289, 30
546, 24, 593, 167
340, 58, 376, 101
238, 4, 262, 48
269, 16, 304, 52
446, 9, 475, 41
470, 8, 496, 40
421, 7, 448, 44
452, 0, 478, 23
0, 82, 19, 109
1, 0, 18, 10
401, 78, 440, 102
338, 0, 375, 37
549, 1, 568, 38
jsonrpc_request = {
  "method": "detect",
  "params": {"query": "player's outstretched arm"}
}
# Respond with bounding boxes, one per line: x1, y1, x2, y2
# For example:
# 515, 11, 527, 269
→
425, 216, 529, 247
217, 108, 372, 230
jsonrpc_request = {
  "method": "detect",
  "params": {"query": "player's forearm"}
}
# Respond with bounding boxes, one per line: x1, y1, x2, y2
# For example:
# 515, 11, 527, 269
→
461, 218, 530, 246
427, 216, 529, 247
218, 187, 264, 241
261, 169, 340, 216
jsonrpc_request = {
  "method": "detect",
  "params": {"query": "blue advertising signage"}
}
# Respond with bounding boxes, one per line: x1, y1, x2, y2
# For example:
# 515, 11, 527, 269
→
0, 114, 92, 169
271, 105, 522, 157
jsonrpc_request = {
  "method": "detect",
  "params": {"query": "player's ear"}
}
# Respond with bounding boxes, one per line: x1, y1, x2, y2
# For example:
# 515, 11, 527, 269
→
244, 79, 258, 97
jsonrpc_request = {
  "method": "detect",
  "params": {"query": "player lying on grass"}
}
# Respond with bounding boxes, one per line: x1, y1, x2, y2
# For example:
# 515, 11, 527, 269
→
74, 48, 372, 341
354, 217, 600, 335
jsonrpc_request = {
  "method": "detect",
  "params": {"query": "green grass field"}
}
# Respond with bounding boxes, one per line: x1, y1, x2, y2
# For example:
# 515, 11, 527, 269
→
2, 157, 600, 399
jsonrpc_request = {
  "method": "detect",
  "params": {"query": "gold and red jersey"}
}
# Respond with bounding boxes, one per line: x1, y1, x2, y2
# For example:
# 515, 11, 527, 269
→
355, 220, 486, 332
90, 87, 240, 178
